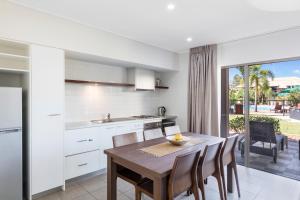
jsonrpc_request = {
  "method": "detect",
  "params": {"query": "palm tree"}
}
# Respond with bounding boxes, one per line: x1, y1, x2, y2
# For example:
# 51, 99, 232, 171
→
233, 65, 274, 112
249, 65, 274, 112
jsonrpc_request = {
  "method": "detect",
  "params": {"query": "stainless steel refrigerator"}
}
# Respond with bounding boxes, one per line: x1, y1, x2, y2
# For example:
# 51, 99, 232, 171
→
0, 87, 23, 200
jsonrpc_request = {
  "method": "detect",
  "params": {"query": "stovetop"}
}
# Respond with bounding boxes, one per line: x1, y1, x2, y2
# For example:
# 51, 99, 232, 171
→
131, 115, 158, 119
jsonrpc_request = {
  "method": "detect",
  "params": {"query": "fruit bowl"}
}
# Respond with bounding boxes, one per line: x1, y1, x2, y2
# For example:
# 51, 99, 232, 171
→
166, 135, 190, 146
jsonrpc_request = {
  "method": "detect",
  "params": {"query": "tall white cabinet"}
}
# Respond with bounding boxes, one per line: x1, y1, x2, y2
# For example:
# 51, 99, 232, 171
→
30, 45, 65, 195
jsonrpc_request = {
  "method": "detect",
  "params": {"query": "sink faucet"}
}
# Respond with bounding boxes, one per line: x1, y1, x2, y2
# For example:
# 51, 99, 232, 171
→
107, 113, 111, 120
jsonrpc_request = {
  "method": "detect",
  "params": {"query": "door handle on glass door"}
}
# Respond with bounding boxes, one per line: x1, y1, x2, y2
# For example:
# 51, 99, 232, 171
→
48, 114, 61, 117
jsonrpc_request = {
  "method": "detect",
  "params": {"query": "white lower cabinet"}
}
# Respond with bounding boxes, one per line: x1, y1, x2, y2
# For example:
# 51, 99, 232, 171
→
64, 121, 144, 180
64, 127, 100, 156
65, 150, 101, 180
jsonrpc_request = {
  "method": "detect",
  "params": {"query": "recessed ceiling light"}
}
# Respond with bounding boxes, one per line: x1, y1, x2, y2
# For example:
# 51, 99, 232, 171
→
186, 37, 193, 42
167, 3, 175, 11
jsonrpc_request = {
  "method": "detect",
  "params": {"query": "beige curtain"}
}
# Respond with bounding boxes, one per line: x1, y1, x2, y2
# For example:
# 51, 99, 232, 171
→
188, 45, 219, 136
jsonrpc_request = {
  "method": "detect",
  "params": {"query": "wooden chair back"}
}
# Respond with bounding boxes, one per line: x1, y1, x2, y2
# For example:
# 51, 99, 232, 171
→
143, 128, 164, 141
112, 132, 138, 148
169, 150, 201, 198
165, 125, 181, 136
199, 142, 223, 178
221, 134, 239, 166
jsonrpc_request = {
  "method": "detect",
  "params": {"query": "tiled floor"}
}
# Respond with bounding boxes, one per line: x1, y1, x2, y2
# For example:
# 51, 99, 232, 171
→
36, 165, 300, 200
236, 139, 300, 180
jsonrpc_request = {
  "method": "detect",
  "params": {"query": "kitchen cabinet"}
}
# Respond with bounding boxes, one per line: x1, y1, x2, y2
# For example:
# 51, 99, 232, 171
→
31, 45, 65, 195
64, 127, 100, 156
65, 150, 101, 180
64, 121, 143, 179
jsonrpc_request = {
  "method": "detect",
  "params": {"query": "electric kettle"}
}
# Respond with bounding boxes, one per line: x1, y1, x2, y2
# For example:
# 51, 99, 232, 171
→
158, 106, 166, 116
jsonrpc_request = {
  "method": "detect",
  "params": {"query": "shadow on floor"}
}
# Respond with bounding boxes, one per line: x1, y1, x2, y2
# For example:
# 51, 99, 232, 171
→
235, 139, 300, 181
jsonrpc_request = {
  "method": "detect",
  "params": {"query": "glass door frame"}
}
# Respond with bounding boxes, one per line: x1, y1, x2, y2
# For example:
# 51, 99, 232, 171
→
220, 65, 250, 167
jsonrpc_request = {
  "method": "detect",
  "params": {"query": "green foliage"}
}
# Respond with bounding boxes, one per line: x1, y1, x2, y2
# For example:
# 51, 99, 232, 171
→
288, 92, 300, 106
230, 65, 275, 107
229, 115, 280, 133
229, 116, 245, 133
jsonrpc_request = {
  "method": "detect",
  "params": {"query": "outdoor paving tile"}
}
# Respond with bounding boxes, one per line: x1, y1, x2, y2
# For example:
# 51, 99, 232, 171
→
235, 139, 300, 181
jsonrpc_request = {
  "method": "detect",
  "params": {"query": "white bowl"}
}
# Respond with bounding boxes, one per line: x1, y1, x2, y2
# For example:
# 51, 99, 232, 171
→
166, 135, 190, 146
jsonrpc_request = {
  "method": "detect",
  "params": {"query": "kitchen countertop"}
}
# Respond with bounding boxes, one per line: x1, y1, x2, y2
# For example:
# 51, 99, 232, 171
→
65, 118, 141, 130
65, 115, 177, 130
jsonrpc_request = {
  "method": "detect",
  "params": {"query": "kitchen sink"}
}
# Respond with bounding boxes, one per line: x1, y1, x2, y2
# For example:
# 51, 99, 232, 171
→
90, 117, 135, 124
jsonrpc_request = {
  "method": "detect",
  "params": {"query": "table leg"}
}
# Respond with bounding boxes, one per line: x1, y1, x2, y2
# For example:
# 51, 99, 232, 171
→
227, 163, 233, 193
107, 155, 117, 200
153, 177, 167, 200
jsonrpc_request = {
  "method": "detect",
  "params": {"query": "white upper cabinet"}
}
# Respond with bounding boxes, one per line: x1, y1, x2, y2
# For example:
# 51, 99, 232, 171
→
30, 45, 65, 195
128, 68, 155, 90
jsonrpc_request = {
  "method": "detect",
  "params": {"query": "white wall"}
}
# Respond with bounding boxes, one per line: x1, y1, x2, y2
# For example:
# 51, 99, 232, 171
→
0, 1, 178, 71
217, 27, 300, 67
65, 59, 161, 122
160, 53, 189, 131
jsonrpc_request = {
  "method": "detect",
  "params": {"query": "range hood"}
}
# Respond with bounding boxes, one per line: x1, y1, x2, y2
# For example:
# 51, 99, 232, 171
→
128, 68, 155, 91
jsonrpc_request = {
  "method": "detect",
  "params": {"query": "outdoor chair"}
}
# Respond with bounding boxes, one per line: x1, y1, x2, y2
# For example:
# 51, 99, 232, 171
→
273, 104, 282, 113
240, 121, 285, 163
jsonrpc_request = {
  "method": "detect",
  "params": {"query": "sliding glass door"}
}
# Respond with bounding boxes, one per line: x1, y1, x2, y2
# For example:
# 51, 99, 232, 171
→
222, 59, 300, 180
221, 65, 250, 167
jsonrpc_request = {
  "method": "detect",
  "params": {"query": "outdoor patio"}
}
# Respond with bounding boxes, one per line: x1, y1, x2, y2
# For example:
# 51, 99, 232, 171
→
235, 139, 300, 181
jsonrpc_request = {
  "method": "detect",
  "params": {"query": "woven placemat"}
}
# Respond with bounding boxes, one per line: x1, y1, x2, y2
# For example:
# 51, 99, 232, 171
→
140, 138, 207, 157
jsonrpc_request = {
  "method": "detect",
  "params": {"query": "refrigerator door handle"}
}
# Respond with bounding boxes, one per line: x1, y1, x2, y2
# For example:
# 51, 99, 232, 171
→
0, 128, 22, 134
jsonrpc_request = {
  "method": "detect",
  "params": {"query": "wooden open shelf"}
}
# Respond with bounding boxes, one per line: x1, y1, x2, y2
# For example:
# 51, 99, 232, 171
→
65, 79, 169, 89
155, 86, 169, 89
65, 79, 135, 87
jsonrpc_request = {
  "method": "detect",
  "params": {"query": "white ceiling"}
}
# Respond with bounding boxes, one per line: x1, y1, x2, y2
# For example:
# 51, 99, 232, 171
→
9, 0, 300, 52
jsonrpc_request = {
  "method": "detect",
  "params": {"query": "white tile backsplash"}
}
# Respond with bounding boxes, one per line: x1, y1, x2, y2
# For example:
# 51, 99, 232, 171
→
65, 83, 161, 122
65, 59, 163, 122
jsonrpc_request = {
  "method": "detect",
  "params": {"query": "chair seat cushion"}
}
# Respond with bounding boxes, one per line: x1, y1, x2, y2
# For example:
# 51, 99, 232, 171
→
252, 141, 276, 149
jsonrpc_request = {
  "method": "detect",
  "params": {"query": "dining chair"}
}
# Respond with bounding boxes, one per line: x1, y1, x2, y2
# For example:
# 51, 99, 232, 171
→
143, 128, 164, 141
112, 132, 144, 199
220, 134, 240, 200
112, 132, 139, 147
164, 125, 181, 136
136, 149, 202, 200
198, 142, 224, 200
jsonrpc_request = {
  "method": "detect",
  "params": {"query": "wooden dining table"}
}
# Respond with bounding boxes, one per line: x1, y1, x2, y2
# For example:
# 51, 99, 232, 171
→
104, 132, 234, 200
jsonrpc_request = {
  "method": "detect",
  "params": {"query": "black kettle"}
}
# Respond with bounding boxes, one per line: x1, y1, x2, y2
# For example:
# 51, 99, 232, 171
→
158, 106, 166, 116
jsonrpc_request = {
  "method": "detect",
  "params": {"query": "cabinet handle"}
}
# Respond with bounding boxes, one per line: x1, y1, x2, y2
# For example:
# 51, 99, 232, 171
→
88, 139, 94, 142
48, 114, 61, 117
77, 139, 88, 143
78, 163, 88, 167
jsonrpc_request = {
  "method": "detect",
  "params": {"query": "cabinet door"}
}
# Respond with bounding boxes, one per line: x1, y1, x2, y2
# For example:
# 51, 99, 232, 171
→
99, 125, 116, 169
31, 45, 65, 195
